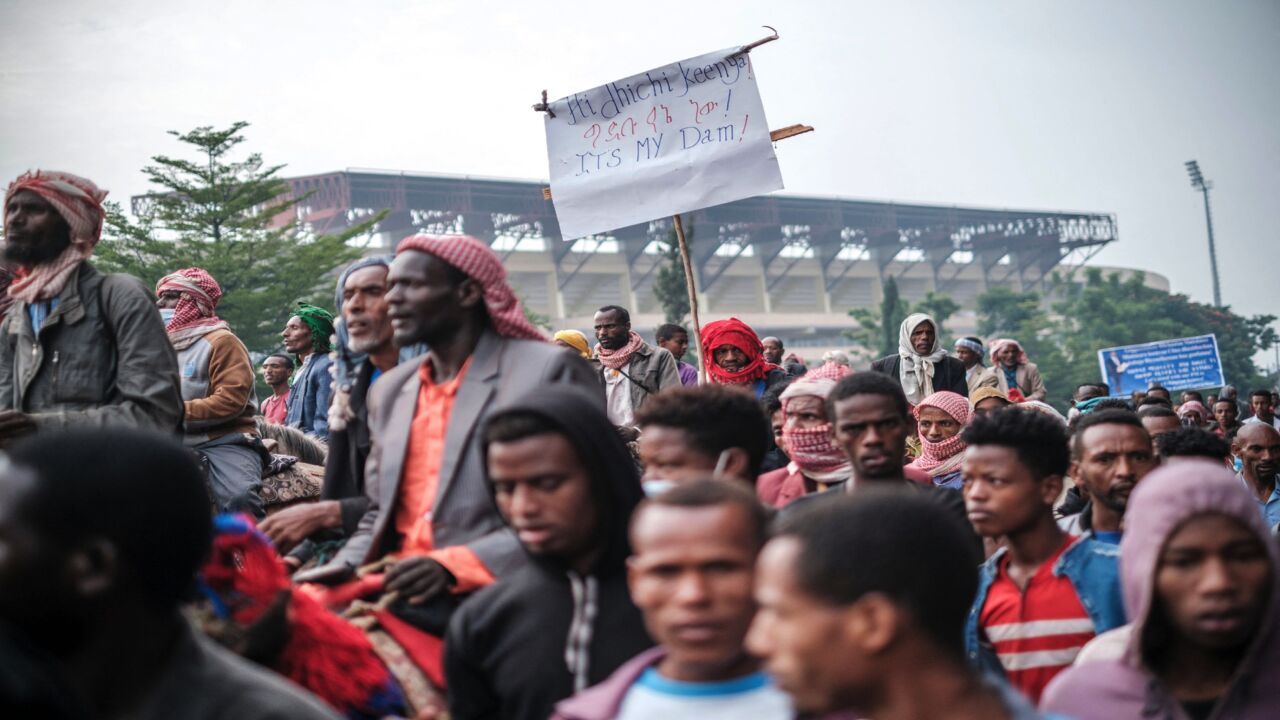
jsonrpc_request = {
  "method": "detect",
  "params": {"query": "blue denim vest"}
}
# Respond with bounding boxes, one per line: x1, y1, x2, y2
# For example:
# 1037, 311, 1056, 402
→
284, 352, 333, 440
964, 535, 1126, 677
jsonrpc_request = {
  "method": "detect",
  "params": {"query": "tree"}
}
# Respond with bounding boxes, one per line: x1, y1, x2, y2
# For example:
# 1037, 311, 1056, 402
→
845, 276, 911, 358
652, 218, 692, 325
973, 268, 1277, 411
916, 290, 961, 340
97, 122, 385, 354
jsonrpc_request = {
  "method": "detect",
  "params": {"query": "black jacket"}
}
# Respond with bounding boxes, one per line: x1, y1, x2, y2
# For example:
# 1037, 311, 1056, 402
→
444, 387, 653, 720
870, 354, 970, 398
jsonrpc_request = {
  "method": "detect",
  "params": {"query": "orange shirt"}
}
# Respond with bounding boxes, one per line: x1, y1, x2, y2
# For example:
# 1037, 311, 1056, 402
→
392, 357, 495, 593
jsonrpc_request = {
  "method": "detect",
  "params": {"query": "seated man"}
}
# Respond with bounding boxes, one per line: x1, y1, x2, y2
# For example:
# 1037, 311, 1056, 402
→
0, 428, 337, 719
0, 170, 182, 439
261, 256, 401, 562
297, 235, 598, 621
445, 387, 652, 720
746, 490, 1044, 718
553, 480, 790, 720
258, 353, 293, 425
961, 409, 1126, 702
156, 267, 264, 516
634, 384, 769, 492
282, 302, 336, 440
1042, 461, 1280, 718
699, 318, 788, 398
756, 362, 855, 507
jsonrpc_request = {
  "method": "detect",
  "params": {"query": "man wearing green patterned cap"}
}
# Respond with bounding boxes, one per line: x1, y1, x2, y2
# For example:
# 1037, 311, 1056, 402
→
282, 302, 335, 439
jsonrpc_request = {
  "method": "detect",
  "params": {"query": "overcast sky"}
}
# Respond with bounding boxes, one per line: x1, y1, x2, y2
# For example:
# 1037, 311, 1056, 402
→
3, 0, 1276, 352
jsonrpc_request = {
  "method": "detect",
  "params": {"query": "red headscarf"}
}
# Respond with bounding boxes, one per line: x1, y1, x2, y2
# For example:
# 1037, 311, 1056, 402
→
4, 170, 108, 303
395, 234, 545, 341
700, 317, 775, 385
909, 391, 972, 477
156, 267, 229, 350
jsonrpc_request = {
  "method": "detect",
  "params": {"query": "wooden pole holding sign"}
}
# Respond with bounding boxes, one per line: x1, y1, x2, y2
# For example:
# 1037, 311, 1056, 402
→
671, 213, 706, 382
537, 28, 814, 384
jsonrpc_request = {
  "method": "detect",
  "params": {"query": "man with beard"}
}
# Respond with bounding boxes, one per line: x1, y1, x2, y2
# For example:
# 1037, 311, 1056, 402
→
1059, 409, 1158, 543
446, 386, 653, 720
1233, 422, 1280, 528
592, 306, 680, 439
699, 318, 788, 398
0, 171, 181, 439
262, 256, 400, 561
870, 313, 968, 405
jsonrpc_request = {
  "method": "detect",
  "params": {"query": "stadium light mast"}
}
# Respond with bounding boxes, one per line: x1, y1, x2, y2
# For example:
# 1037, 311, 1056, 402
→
1184, 160, 1222, 307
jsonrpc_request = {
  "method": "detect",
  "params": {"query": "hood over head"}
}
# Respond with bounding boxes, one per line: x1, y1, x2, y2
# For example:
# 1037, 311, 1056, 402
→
1119, 460, 1280, 669
482, 385, 645, 577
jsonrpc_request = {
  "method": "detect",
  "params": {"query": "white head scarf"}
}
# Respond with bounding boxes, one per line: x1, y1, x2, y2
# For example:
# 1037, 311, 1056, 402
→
897, 313, 947, 406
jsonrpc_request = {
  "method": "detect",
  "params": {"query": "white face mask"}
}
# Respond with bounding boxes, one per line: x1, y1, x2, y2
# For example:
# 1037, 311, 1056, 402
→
642, 479, 676, 497
159, 308, 176, 324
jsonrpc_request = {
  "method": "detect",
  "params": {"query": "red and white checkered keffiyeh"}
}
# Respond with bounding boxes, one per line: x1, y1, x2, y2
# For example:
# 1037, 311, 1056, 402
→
596, 331, 645, 371
394, 234, 546, 341
4, 170, 108, 304
156, 267, 229, 350
909, 390, 971, 477
779, 362, 854, 482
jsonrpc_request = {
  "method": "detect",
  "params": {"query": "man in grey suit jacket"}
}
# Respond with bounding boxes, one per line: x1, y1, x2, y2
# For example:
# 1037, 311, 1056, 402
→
296, 235, 599, 621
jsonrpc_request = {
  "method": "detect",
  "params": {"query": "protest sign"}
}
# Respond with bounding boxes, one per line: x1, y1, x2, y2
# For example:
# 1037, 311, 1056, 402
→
1097, 334, 1225, 396
542, 47, 785, 240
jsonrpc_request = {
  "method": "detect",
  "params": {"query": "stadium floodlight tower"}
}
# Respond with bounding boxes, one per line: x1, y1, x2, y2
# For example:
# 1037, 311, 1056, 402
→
1184, 160, 1222, 307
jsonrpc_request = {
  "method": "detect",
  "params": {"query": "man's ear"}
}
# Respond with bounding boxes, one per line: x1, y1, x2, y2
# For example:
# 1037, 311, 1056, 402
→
720, 447, 753, 483
1042, 473, 1065, 507
457, 278, 484, 309
844, 593, 899, 656
68, 538, 118, 599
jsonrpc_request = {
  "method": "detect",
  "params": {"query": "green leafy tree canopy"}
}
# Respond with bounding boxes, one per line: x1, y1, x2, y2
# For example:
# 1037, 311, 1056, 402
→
98, 122, 385, 355
652, 218, 692, 325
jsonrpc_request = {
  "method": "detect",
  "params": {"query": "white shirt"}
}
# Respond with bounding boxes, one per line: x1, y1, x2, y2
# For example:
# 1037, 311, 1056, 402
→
615, 669, 792, 720
1243, 416, 1280, 430
603, 367, 635, 427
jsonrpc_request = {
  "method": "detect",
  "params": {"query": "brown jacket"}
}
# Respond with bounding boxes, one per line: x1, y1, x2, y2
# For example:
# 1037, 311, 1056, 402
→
980, 362, 1048, 402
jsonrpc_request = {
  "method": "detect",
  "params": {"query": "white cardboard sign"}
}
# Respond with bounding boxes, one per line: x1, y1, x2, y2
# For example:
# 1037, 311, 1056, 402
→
543, 47, 784, 240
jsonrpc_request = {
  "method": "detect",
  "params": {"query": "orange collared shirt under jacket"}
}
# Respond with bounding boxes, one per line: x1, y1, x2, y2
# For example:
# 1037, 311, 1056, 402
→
392, 357, 495, 593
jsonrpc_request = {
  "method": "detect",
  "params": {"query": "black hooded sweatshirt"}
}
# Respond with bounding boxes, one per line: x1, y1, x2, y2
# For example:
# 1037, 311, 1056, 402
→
444, 387, 654, 720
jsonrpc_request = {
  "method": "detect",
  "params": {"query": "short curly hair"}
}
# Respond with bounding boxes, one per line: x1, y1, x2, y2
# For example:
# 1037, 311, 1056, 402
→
1157, 427, 1230, 462
962, 408, 1070, 480
635, 384, 770, 478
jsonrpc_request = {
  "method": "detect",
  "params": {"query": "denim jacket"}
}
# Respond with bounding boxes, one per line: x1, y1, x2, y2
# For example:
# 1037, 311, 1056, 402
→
284, 352, 333, 439
965, 535, 1125, 677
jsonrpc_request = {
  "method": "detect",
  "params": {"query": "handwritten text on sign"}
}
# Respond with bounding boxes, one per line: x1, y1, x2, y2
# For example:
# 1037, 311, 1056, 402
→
544, 47, 784, 240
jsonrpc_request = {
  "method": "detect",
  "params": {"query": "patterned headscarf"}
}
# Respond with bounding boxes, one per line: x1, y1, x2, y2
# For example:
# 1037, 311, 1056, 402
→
990, 338, 1029, 366
4, 170, 108, 303
701, 317, 774, 385
156, 267, 229, 350
909, 391, 971, 477
292, 302, 335, 353
554, 330, 592, 359
395, 234, 545, 341
779, 362, 854, 482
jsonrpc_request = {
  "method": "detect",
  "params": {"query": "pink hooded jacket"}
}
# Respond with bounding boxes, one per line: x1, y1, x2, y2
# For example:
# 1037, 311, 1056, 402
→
1041, 461, 1280, 718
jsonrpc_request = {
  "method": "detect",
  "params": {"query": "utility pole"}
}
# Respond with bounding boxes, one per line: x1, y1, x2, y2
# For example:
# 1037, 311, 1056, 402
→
1184, 160, 1222, 307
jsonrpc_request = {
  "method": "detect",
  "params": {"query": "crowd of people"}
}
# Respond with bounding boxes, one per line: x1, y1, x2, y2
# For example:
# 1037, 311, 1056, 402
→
2, 169, 1279, 719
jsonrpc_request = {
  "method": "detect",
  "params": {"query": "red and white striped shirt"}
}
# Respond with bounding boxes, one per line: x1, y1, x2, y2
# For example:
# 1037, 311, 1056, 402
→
979, 537, 1097, 703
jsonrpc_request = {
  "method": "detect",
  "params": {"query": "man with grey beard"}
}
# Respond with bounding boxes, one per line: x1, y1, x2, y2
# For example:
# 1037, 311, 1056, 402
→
261, 257, 400, 564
